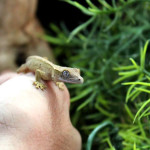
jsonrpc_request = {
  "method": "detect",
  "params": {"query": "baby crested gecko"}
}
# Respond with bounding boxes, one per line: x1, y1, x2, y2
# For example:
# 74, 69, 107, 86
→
17, 56, 84, 90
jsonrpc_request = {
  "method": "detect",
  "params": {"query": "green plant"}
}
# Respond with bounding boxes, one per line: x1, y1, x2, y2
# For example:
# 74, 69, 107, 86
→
43, 0, 150, 149
114, 40, 150, 122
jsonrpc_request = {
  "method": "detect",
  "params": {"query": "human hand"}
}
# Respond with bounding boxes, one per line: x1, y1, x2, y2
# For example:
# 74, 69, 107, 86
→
0, 72, 81, 150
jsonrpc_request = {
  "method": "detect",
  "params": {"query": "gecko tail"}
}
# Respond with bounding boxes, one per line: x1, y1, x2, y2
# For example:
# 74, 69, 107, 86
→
17, 64, 29, 73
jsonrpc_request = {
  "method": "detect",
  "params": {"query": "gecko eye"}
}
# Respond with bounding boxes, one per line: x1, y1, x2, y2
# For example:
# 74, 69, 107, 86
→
62, 70, 70, 78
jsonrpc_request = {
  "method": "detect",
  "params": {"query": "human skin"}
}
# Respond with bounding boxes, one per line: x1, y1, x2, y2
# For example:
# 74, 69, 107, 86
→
0, 72, 81, 150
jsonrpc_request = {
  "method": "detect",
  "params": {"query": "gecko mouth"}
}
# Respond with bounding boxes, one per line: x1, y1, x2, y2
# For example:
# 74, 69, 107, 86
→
59, 77, 84, 84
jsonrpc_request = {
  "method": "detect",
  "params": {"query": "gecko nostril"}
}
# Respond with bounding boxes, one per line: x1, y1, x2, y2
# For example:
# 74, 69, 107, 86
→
79, 78, 84, 83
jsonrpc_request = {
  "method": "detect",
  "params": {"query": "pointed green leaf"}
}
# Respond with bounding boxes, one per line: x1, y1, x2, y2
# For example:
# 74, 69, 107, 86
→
133, 99, 150, 123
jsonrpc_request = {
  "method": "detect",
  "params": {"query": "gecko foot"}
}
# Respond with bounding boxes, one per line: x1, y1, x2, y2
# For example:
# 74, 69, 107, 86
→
33, 81, 46, 90
56, 82, 64, 90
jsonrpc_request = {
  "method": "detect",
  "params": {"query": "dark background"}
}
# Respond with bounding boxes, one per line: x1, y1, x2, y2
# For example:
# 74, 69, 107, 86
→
36, 0, 89, 31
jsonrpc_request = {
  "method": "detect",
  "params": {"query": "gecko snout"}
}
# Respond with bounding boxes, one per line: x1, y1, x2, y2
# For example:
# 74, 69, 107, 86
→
78, 77, 84, 83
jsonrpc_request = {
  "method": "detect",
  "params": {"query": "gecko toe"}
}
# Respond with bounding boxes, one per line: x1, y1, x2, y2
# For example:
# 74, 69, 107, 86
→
56, 82, 64, 90
33, 81, 46, 90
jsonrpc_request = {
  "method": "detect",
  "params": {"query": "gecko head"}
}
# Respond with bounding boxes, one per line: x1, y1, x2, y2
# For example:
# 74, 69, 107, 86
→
57, 68, 84, 84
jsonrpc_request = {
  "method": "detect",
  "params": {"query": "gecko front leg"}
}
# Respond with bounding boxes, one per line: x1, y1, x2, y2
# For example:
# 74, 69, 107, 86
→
55, 82, 64, 90
51, 70, 64, 90
33, 69, 47, 90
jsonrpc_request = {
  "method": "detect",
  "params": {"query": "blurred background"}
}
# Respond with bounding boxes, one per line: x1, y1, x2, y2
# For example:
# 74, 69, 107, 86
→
1, 0, 150, 150
37, 0, 89, 31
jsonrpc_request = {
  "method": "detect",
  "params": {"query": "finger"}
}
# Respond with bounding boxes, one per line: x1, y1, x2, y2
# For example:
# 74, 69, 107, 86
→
0, 73, 81, 150
46, 81, 70, 108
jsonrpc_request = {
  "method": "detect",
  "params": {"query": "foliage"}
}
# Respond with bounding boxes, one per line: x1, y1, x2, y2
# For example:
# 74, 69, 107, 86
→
114, 41, 150, 123
44, 0, 150, 149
